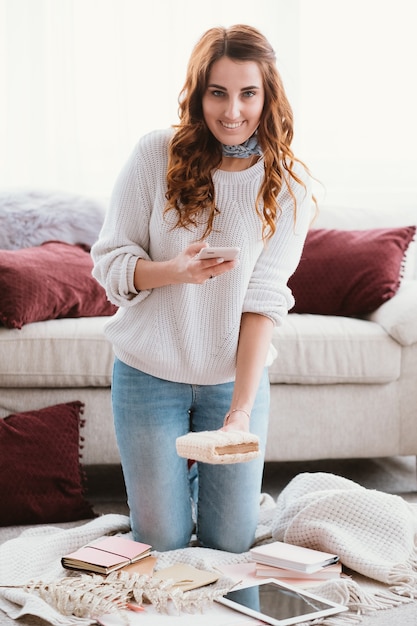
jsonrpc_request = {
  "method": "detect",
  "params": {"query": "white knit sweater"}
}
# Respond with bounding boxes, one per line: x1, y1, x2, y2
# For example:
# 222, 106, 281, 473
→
91, 129, 312, 385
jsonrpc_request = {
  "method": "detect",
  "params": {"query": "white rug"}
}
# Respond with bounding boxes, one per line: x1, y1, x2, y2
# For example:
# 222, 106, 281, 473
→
1, 475, 417, 626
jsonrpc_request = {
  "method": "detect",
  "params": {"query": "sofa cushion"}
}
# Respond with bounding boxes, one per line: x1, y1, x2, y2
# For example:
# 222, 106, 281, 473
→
0, 241, 117, 329
0, 401, 95, 526
0, 317, 114, 388
0, 313, 402, 388
269, 314, 401, 384
288, 226, 416, 316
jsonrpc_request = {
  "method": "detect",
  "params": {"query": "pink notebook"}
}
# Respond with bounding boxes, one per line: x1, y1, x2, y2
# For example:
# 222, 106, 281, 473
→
62, 535, 152, 574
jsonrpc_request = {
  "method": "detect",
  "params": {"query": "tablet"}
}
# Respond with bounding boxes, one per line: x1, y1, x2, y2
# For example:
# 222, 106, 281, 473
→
216, 579, 348, 626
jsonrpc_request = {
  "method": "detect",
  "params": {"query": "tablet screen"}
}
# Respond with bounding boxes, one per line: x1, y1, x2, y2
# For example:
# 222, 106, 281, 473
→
219, 580, 347, 625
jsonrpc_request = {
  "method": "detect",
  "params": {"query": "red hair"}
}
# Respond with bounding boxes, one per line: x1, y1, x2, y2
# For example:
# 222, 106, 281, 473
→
165, 24, 308, 240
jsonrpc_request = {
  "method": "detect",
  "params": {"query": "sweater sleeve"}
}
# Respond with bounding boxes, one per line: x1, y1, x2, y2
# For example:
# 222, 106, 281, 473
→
242, 163, 313, 325
91, 130, 169, 307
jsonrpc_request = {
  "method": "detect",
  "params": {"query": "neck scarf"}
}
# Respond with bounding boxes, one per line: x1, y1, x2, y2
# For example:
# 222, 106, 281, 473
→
222, 133, 262, 159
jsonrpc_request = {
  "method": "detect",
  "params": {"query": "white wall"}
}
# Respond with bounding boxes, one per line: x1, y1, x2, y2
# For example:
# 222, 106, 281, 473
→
1, 0, 416, 212
295, 0, 417, 210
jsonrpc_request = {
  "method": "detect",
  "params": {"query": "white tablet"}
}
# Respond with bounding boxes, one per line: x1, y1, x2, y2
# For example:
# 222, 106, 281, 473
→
216, 578, 348, 626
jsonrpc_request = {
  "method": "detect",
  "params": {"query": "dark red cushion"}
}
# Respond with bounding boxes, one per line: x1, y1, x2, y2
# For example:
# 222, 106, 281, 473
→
288, 226, 416, 316
0, 401, 95, 526
0, 241, 117, 329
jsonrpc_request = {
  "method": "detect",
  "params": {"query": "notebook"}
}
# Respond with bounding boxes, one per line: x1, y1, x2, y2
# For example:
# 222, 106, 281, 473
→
61, 535, 152, 575
250, 541, 339, 574
255, 561, 342, 580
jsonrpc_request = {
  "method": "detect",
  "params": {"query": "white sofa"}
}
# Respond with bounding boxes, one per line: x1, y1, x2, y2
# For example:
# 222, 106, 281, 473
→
0, 202, 416, 465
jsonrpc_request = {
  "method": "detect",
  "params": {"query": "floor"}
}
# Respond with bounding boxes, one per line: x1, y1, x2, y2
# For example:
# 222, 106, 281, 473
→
262, 455, 417, 500
85, 455, 417, 517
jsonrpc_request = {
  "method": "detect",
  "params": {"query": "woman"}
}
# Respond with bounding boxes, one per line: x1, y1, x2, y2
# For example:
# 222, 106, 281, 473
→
92, 24, 313, 553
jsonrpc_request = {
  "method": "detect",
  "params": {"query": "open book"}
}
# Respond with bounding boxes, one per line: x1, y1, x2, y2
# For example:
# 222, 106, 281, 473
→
62, 536, 152, 575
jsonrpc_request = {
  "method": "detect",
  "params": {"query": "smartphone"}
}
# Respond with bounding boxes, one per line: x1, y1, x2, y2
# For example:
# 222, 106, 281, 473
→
196, 246, 240, 261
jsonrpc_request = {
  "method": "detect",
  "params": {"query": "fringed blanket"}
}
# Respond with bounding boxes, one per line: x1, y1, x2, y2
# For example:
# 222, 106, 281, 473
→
272, 472, 417, 594
1, 474, 417, 625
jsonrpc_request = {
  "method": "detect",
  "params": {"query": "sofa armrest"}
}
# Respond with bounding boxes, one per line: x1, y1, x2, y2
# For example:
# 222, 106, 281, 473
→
366, 280, 417, 346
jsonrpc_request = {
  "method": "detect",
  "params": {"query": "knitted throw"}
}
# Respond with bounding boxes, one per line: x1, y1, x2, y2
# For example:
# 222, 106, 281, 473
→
2, 476, 417, 625
272, 472, 417, 598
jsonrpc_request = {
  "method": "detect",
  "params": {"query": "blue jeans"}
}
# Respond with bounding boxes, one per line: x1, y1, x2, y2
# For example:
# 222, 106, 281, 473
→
112, 358, 270, 553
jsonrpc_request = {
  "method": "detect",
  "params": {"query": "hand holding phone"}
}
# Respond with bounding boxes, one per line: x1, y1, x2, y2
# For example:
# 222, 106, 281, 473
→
196, 246, 240, 261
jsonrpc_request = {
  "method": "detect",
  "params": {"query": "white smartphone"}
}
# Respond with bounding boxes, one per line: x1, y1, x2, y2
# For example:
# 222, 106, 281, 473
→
216, 579, 348, 626
196, 246, 240, 261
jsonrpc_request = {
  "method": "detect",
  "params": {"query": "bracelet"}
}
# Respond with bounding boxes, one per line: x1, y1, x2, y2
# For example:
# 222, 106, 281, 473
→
224, 408, 251, 424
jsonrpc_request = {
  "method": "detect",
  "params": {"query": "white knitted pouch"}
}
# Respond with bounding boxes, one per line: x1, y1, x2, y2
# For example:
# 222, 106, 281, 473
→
176, 430, 260, 464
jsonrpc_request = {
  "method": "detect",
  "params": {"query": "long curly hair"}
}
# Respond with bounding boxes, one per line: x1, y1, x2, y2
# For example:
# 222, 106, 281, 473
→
165, 24, 307, 240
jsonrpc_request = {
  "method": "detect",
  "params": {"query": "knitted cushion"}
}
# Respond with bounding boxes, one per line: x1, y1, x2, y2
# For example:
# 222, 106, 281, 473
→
0, 401, 95, 526
288, 226, 416, 316
0, 241, 117, 329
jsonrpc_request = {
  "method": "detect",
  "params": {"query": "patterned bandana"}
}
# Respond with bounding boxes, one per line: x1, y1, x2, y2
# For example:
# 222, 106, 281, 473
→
222, 133, 262, 159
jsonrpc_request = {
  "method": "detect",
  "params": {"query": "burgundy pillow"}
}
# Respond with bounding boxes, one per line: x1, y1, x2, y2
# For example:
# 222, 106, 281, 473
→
0, 401, 95, 526
288, 226, 416, 316
0, 241, 117, 329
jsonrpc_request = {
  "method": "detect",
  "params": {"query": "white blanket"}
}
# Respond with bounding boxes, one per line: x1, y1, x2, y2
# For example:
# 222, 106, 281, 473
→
272, 472, 417, 593
0, 514, 131, 625
1, 475, 417, 626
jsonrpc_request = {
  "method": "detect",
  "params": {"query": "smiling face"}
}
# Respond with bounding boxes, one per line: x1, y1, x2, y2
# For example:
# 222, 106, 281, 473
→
202, 56, 265, 146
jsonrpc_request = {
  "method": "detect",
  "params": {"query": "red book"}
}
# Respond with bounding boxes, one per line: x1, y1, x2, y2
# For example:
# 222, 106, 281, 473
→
61, 535, 152, 575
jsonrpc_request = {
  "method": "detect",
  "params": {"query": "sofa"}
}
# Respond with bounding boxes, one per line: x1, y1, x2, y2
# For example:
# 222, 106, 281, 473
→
0, 192, 416, 469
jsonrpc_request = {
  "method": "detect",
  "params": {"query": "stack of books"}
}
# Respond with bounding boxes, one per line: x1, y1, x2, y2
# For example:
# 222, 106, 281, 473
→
249, 541, 342, 586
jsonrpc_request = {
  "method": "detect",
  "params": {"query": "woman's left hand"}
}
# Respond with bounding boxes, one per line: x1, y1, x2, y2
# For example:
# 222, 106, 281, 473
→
221, 409, 251, 433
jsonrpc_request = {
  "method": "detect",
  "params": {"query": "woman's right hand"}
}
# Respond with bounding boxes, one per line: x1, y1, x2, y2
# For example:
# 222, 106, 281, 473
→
170, 242, 239, 285
134, 242, 238, 291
